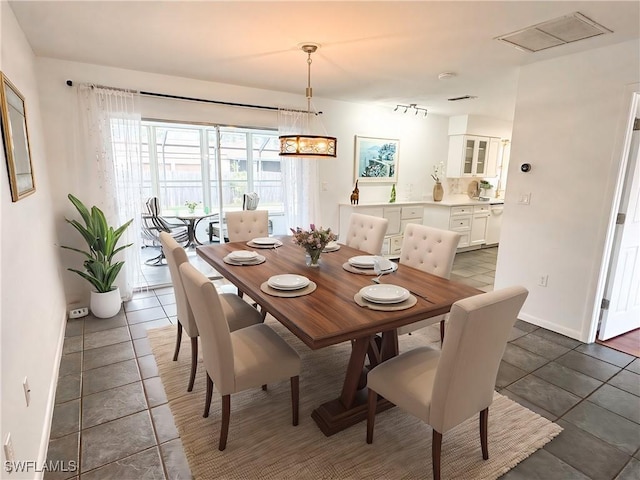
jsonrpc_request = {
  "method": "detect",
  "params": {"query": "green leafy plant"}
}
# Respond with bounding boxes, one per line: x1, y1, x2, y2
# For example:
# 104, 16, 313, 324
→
61, 194, 133, 293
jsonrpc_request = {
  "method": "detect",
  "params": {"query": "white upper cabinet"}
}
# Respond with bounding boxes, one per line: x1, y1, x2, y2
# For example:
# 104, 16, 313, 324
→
447, 135, 499, 178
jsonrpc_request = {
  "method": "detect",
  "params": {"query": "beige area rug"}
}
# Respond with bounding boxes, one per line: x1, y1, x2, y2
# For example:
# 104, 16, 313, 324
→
148, 319, 562, 479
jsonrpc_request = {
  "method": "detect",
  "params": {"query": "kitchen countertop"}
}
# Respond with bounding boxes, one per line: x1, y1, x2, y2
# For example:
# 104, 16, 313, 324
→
423, 195, 504, 206
339, 196, 504, 208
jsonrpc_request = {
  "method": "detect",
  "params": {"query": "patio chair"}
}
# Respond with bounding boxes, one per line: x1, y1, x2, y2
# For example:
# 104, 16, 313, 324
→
141, 197, 189, 265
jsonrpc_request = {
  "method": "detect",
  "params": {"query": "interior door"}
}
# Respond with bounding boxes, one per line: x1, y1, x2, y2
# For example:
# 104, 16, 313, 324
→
598, 116, 640, 340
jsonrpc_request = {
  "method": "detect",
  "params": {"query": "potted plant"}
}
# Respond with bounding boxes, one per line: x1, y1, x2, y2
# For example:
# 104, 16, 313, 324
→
61, 194, 133, 318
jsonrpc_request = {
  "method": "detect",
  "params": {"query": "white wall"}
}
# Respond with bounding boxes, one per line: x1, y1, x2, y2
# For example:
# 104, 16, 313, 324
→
0, 3, 68, 477
495, 40, 640, 342
35, 57, 450, 303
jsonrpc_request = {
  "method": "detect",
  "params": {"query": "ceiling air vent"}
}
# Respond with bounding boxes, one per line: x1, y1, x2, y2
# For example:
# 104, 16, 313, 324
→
495, 12, 612, 53
448, 95, 477, 102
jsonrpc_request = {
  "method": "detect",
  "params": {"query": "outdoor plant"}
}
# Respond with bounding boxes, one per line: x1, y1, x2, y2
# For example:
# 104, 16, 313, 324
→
61, 194, 133, 293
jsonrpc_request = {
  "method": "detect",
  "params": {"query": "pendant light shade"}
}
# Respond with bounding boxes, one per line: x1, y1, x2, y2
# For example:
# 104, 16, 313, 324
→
279, 134, 337, 157
279, 44, 337, 158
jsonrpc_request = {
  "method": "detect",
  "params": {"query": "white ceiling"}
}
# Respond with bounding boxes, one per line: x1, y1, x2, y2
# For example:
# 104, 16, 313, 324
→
8, 1, 640, 120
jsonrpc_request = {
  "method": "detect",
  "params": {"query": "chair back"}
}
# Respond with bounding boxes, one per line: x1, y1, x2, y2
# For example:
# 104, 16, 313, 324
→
145, 196, 172, 232
344, 213, 389, 255
243, 192, 260, 211
399, 224, 461, 279
226, 210, 269, 242
159, 232, 198, 337
180, 262, 235, 393
429, 286, 528, 433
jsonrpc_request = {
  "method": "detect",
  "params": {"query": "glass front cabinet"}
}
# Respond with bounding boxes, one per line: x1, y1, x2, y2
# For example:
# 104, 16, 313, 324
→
447, 135, 499, 178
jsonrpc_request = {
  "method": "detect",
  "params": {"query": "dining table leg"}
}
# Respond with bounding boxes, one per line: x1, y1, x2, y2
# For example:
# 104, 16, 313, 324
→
311, 332, 397, 436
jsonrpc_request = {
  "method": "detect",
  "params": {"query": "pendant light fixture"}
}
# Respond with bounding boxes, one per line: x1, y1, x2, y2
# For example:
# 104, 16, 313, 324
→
279, 44, 337, 158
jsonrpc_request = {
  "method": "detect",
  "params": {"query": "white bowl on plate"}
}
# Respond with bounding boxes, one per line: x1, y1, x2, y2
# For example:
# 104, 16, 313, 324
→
268, 274, 310, 290
348, 255, 377, 269
252, 237, 278, 245
228, 250, 258, 261
359, 284, 409, 304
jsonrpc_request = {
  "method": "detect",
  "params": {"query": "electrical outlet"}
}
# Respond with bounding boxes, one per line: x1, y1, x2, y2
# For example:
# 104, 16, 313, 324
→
23, 377, 30, 407
4, 433, 15, 464
69, 307, 88, 319
538, 275, 549, 287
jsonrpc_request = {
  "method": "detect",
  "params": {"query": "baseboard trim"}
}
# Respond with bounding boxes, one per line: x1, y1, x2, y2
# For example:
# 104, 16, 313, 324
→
36, 310, 68, 480
518, 313, 584, 343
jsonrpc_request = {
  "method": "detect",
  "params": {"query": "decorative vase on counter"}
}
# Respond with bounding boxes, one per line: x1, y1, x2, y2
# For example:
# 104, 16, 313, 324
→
389, 184, 396, 203
433, 182, 444, 202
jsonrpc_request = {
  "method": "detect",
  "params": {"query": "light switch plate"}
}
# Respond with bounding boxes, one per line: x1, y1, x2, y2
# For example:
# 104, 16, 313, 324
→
518, 193, 531, 205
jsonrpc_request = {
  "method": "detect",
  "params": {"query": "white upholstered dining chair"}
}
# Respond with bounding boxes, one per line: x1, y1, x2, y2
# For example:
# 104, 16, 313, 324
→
396, 224, 461, 341
366, 286, 528, 480
226, 209, 269, 242
343, 212, 389, 255
159, 232, 263, 392
180, 261, 301, 451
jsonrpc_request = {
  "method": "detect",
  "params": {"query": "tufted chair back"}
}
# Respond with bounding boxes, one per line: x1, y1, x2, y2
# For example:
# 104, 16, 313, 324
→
344, 213, 389, 255
226, 210, 269, 242
399, 224, 461, 279
396, 224, 460, 336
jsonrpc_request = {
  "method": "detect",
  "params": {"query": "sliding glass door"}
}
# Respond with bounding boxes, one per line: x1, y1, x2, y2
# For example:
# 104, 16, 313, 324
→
141, 121, 283, 238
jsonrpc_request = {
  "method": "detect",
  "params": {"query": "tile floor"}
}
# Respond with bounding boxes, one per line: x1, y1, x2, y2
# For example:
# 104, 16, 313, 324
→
46, 247, 640, 479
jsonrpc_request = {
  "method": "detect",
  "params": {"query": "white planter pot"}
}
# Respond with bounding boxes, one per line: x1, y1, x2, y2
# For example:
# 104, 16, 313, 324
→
90, 287, 122, 318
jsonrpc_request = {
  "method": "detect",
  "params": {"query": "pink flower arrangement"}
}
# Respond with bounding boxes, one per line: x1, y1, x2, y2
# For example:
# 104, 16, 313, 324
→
290, 224, 337, 255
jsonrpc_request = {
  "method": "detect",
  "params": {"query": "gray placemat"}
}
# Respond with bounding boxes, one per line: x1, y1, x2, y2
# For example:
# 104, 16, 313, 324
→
260, 281, 317, 297
353, 292, 417, 311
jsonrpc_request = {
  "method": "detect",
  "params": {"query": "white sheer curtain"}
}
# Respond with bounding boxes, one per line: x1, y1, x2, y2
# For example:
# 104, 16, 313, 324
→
75, 85, 142, 300
278, 109, 320, 230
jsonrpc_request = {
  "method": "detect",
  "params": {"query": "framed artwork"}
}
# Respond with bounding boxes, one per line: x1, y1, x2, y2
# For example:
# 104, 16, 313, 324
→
1, 72, 35, 202
354, 135, 399, 183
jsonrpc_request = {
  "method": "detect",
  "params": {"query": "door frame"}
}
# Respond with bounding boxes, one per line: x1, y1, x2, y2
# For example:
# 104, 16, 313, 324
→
588, 85, 640, 342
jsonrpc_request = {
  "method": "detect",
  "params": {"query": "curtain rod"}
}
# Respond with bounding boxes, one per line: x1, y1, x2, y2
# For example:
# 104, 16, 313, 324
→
65, 80, 321, 115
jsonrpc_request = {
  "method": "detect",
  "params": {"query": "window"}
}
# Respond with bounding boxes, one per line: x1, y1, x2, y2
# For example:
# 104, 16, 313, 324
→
141, 121, 284, 232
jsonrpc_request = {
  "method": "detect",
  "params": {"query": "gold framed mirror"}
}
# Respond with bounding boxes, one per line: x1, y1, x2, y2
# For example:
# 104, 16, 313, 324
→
1, 72, 35, 202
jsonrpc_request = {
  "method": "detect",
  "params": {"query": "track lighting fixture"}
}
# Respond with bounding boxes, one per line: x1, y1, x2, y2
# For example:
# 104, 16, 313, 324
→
394, 103, 428, 117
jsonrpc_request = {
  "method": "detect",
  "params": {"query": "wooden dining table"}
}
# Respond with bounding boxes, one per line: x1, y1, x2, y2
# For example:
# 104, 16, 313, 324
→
197, 236, 482, 436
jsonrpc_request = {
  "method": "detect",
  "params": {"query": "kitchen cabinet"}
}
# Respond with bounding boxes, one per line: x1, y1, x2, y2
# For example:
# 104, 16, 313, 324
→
423, 201, 500, 251
470, 205, 490, 246
447, 135, 499, 178
486, 203, 503, 245
339, 203, 424, 258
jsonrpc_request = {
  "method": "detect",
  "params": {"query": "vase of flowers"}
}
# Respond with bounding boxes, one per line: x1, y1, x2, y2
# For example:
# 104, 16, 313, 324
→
184, 200, 199, 214
431, 162, 445, 202
290, 224, 337, 267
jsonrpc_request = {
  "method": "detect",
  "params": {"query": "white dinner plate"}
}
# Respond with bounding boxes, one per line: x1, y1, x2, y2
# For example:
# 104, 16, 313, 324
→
251, 237, 278, 245
348, 255, 377, 269
268, 274, 310, 290
359, 284, 410, 304
323, 242, 340, 252
228, 250, 258, 261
